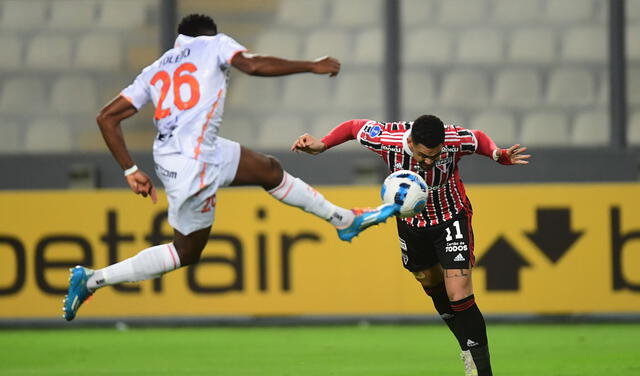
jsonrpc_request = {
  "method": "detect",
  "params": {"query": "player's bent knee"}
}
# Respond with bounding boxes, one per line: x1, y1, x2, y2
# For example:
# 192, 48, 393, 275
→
264, 155, 284, 187
412, 269, 443, 287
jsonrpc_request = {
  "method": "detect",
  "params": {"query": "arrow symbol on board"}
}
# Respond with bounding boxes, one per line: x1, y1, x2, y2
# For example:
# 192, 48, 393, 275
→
476, 236, 530, 291
525, 208, 583, 263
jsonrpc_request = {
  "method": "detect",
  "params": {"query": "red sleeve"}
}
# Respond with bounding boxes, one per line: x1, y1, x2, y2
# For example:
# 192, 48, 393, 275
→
471, 129, 512, 165
321, 119, 369, 149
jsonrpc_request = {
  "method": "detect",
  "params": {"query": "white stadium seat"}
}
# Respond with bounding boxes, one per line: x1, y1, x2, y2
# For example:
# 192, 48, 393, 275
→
401, 0, 434, 27
26, 35, 73, 70
255, 30, 301, 59
75, 34, 122, 70
494, 70, 542, 108
329, 0, 383, 27
50, 76, 98, 114
353, 28, 384, 65
629, 0, 640, 21
438, 0, 487, 25
547, 69, 595, 106
508, 29, 556, 63
0, 78, 47, 113
493, 0, 542, 24
25, 118, 73, 152
628, 26, 640, 62
98, 0, 148, 29
0, 0, 47, 29
628, 111, 640, 146
218, 116, 257, 148
226, 74, 281, 111
277, 0, 328, 28
561, 26, 607, 63
469, 112, 517, 145
0, 121, 21, 153
49, 0, 98, 29
257, 115, 304, 149
0, 36, 22, 69
441, 71, 490, 108
403, 28, 453, 65
281, 74, 332, 110
334, 71, 384, 110
521, 111, 569, 146
544, 0, 594, 22
457, 29, 503, 64
401, 70, 436, 114
572, 110, 610, 146
629, 68, 640, 105
304, 30, 351, 62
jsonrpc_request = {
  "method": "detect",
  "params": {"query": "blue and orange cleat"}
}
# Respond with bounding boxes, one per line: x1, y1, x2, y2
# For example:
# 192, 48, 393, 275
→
63, 266, 94, 321
337, 203, 400, 242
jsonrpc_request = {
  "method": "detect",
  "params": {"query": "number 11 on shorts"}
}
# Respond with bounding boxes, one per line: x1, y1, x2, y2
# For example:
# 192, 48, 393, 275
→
445, 220, 463, 241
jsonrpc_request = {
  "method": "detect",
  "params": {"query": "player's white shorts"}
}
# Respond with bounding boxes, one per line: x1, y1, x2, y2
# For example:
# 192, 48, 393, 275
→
154, 137, 241, 235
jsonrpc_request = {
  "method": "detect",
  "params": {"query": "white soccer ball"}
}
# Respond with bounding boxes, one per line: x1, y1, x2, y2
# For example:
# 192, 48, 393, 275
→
381, 170, 429, 218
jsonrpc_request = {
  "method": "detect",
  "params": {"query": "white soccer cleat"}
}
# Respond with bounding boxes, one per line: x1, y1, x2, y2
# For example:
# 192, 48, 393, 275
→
461, 350, 478, 376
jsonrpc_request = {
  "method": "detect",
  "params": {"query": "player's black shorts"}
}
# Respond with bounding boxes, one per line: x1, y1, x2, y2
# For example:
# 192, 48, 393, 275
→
396, 210, 475, 272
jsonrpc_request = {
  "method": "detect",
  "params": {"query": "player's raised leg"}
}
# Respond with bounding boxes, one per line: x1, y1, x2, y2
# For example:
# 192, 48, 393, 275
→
231, 145, 398, 241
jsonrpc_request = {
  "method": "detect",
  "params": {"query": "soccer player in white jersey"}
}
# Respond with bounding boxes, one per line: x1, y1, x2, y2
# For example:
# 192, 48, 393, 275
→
63, 14, 397, 321
293, 115, 530, 376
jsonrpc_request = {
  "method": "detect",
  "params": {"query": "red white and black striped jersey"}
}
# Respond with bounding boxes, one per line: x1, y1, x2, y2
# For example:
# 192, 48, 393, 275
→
356, 120, 477, 228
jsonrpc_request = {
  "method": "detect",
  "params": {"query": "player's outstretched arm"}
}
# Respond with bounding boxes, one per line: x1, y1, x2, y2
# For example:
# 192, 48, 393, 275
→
471, 129, 531, 165
96, 95, 157, 203
498, 144, 531, 165
291, 133, 326, 155
231, 52, 340, 77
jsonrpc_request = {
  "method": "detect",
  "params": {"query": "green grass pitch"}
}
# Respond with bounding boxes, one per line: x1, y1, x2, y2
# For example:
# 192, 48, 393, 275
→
1, 324, 639, 375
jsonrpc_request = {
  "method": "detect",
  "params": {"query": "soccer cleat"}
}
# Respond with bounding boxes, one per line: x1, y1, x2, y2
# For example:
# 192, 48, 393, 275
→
461, 350, 478, 376
63, 266, 94, 321
337, 203, 400, 242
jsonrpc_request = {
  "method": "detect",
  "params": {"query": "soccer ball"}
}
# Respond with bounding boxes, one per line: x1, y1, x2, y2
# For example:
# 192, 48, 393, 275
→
381, 170, 429, 218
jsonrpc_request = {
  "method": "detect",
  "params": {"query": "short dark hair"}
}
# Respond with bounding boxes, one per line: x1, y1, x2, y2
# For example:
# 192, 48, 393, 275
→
177, 14, 217, 37
410, 114, 445, 148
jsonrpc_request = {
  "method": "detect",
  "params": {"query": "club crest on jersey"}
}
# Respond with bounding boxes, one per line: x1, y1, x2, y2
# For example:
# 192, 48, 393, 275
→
435, 156, 453, 167
367, 124, 382, 138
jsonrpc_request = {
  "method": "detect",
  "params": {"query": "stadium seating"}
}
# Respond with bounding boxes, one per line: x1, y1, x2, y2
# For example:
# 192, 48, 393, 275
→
0, 0, 47, 29
352, 28, 384, 65
50, 76, 98, 114
437, 0, 487, 25
26, 35, 73, 70
572, 110, 610, 146
25, 118, 73, 152
217, 116, 257, 148
441, 71, 490, 108
401, 0, 434, 27
334, 71, 384, 110
98, 0, 148, 29
276, 0, 328, 28
303, 30, 351, 61
75, 34, 122, 70
470, 112, 517, 145
544, 0, 595, 22
227, 74, 280, 111
328, 0, 382, 27
521, 111, 570, 146
49, 0, 98, 29
255, 29, 302, 59
561, 26, 607, 63
281, 75, 332, 110
508, 29, 556, 63
456, 29, 504, 64
494, 70, 542, 108
547, 69, 596, 106
0, 121, 21, 153
629, 111, 640, 146
257, 115, 304, 148
0, 78, 47, 114
403, 28, 453, 65
0, 36, 22, 69
401, 70, 436, 113
630, 68, 640, 105
493, 0, 542, 24
628, 26, 640, 62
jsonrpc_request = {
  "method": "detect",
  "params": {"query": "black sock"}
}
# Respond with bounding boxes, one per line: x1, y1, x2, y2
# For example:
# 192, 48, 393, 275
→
422, 283, 457, 334
451, 295, 492, 376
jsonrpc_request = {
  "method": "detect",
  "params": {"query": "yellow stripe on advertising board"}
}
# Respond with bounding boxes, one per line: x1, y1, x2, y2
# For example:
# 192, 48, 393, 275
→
0, 184, 639, 319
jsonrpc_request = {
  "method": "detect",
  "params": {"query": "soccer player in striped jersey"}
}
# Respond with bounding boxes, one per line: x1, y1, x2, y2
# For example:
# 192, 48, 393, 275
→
292, 114, 530, 376
63, 14, 396, 322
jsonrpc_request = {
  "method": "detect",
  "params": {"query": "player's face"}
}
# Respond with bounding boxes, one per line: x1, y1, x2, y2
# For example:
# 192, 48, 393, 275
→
409, 140, 443, 170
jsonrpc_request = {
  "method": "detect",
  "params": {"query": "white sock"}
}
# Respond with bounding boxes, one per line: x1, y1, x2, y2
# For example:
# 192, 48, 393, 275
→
87, 243, 181, 291
268, 172, 354, 228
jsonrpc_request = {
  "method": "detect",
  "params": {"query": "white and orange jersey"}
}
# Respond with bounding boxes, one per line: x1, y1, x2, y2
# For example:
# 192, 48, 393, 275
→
121, 33, 246, 162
